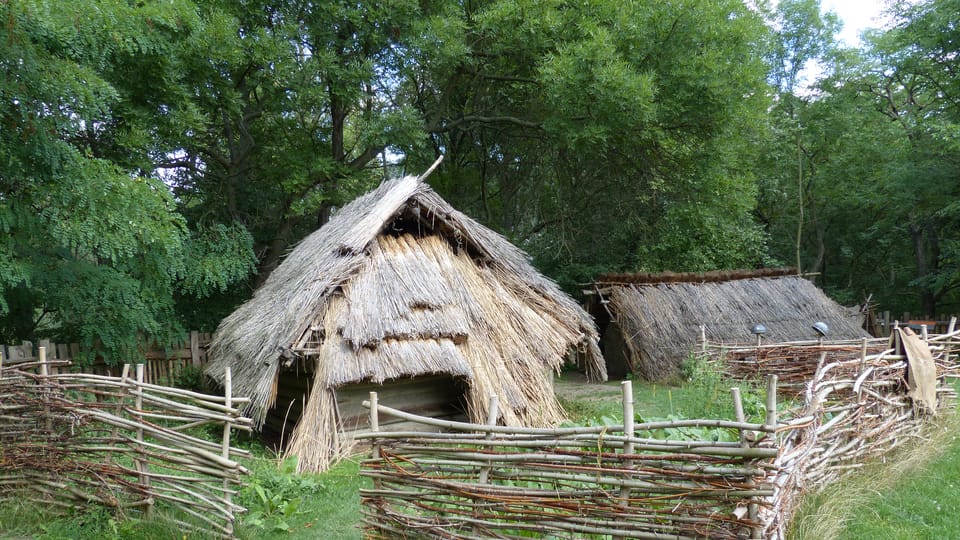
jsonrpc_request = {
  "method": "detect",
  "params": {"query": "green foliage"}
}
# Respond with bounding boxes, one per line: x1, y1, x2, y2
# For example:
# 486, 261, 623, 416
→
0, 0, 255, 358
238, 456, 325, 534
408, 0, 773, 281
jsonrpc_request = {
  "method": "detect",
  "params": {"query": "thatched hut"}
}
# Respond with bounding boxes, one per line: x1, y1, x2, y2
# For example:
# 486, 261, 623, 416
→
587, 268, 869, 381
206, 170, 605, 472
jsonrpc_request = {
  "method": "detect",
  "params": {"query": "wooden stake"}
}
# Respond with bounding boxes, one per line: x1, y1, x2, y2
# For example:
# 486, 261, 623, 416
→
39, 347, 52, 434
615, 381, 635, 540
731, 387, 747, 447
766, 374, 778, 430
477, 395, 500, 485
220, 367, 234, 537
474, 395, 500, 536
135, 364, 153, 517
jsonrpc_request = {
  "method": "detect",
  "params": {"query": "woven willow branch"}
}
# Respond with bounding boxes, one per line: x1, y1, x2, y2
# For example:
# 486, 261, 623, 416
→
0, 349, 251, 538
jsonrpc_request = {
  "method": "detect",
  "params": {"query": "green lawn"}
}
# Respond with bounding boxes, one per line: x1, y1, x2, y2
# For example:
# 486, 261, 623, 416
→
788, 383, 960, 540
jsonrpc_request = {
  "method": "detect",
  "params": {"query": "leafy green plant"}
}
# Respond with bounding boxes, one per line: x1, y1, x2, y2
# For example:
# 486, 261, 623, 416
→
238, 456, 324, 534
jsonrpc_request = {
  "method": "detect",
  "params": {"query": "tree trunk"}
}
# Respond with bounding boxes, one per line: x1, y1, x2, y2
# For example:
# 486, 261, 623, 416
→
910, 222, 938, 316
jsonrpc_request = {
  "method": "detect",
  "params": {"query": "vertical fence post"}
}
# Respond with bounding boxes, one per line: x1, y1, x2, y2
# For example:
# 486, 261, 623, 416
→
949, 316, 957, 335
221, 367, 234, 537
105, 364, 131, 467
733, 387, 749, 452
477, 395, 500, 485
892, 321, 901, 354
39, 347, 53, 435
613, 380, 635, 540
700, 325, 707, 354
473, 395, 499, 537
134, 363, 153, 517
190, 331, 202, 367
731, 387, 760, 539
765, 375, 778, 430
368, 391, 381, 490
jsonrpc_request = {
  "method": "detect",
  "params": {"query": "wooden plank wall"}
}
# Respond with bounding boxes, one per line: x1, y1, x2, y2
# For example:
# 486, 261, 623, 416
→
872, 312, 958, 336
0, 331, 212, 385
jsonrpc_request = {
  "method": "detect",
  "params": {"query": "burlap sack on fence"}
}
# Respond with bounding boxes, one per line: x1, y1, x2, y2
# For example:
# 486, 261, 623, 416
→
898, 327, 938, 415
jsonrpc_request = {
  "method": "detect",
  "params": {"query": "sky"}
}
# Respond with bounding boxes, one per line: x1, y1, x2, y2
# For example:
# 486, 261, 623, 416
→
821, 0, 895, 46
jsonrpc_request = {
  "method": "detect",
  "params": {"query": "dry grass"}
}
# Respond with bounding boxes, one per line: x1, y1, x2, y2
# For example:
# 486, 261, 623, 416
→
788, 395, 960, 539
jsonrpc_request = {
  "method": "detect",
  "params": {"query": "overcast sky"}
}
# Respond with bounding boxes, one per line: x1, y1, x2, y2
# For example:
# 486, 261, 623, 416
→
821, 0, 896, 45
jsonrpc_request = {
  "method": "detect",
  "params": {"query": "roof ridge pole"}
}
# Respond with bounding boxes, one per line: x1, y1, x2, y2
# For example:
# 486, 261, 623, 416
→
416, 154, 444, 183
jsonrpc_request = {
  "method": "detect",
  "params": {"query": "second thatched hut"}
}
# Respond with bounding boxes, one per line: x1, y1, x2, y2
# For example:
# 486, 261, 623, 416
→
206, 171, 605, 472
587, 268, 869, 381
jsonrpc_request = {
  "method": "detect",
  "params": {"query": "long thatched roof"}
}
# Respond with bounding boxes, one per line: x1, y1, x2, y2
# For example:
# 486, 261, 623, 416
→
593, 270, 868, 381
207, 173, 605, 431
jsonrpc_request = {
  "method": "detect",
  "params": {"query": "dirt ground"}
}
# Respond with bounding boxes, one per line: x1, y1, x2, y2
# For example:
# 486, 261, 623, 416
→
552, 371, 624, 403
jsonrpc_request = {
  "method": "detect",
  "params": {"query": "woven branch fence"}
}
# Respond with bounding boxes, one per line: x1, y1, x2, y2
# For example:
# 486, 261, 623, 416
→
359, 330, 958, 539
0, 347, 253, 538
707, 327, 959, 538
2, 331, 213, 386
359, 381, 781, 539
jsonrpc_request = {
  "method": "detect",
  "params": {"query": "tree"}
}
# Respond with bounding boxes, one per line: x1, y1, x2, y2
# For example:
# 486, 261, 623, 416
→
0, 0, 255, 360
856, 0, 960, 314
403, 0, 774, 289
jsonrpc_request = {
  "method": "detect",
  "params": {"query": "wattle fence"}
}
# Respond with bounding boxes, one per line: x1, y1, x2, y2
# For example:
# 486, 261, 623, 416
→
358, 328, 959, 539
0, 331, 212, 385
0, 347, 252, 537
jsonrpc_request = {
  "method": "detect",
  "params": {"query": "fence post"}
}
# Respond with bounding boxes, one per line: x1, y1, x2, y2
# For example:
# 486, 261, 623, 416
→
731, 387, 760, 539
473, 395, 499, 537
221, 367, 234, 537
613, 380, 635, 540
39, 347, 53, 435
477, 395, 500, 485
949, 316, 957, 335
368, 391, 382, 491
765, 374, 778, 430
134, 364, 153, 517
190, 331, 202, 367
106, 364, 131, 466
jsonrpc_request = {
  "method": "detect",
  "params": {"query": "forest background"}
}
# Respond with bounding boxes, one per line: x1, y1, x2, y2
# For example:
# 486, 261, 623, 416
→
2, 0, 959, 361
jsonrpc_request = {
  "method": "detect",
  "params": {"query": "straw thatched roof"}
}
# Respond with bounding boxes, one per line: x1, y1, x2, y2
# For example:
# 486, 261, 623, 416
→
206, 173, 605, 438
590, 270, 869, 381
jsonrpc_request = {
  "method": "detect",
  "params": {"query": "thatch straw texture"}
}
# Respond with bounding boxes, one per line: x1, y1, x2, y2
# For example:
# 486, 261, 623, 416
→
207, 174, 604, 470
603, 274, 868, 381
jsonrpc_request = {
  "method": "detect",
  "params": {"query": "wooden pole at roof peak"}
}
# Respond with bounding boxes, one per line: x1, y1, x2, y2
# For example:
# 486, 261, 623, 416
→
417, 155, 444, 183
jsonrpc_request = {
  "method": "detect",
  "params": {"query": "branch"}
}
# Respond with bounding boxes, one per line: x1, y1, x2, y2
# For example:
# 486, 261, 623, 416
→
433, 115, 543, 133
348, 145, 385, 171
469, 71, 539, 85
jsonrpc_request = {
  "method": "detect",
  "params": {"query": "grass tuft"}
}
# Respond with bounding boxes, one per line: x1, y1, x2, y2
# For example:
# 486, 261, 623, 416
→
789, 406, 960, 540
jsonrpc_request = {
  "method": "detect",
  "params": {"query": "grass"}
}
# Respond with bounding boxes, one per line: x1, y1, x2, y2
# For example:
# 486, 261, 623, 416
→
789, 383, 960, 540
557, 359, 772, 426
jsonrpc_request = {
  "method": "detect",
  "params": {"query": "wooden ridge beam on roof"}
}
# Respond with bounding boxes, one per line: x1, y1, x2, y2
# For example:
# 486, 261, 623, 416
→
593, 267, 800, 286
